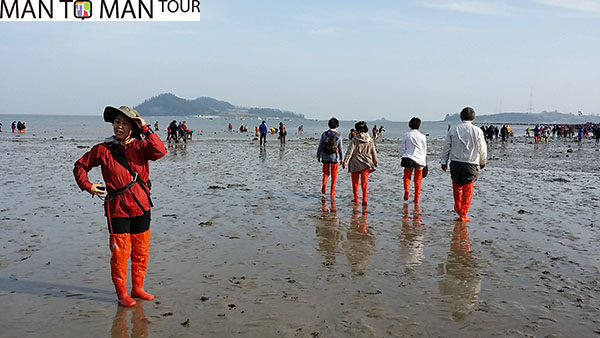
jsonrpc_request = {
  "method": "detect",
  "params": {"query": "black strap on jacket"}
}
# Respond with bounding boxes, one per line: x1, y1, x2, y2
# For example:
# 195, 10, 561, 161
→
106, 142, 154, 211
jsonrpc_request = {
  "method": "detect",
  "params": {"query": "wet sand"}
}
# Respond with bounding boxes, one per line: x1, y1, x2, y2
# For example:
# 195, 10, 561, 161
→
1, 135, 600, 337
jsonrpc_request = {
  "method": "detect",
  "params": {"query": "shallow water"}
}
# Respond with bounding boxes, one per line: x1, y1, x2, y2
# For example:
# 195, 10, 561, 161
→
1, 135, 599, 337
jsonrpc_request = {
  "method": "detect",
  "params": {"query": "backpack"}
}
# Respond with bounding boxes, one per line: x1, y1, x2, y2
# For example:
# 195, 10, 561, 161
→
322, 131, 338, 154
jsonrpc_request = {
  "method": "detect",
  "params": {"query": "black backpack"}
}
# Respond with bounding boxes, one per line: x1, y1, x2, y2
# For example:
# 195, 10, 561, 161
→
322, 132, 338, 154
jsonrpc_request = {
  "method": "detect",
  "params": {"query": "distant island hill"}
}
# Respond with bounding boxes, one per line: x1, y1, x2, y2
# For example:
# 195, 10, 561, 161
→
134, 93, 304, 119
444, 110, 600, 124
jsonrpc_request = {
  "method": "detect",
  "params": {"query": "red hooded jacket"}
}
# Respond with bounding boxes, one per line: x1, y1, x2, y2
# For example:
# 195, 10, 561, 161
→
74, 125, 167, 218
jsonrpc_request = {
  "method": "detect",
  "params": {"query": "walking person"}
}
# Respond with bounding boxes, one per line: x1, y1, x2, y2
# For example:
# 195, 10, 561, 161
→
440, 107, 487, 222
344, 121, 378, 206
73, 106, 167, 307
401, 117, 427, 203
259, 121, 268, 146
317, 117, 344, 196
279, 122, 287, 145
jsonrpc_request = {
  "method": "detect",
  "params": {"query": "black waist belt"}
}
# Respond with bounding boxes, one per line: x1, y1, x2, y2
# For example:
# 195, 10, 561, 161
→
107, 173, 154, 212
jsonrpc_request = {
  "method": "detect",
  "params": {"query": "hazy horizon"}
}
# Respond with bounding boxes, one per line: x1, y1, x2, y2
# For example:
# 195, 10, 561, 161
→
1, 1, 599, 120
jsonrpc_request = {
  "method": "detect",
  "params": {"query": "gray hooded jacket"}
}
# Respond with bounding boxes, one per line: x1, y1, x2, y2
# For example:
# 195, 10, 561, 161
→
343, 132, 378, 173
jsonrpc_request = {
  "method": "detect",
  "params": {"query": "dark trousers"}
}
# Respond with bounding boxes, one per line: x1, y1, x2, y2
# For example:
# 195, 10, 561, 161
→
260, 133, 267, 145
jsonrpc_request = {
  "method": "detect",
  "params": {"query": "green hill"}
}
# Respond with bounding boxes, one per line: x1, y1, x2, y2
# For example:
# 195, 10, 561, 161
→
135, 93, 304, 119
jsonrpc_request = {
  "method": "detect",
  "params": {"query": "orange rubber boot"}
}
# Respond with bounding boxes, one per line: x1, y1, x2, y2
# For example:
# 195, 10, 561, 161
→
330, 163, 338, 196
322, 164, 329, 194
130, 230, 154, 301
452, 182, 462, 215
110, 233, 136, 307
360, 169, 370, 206
458, 183, 474, 222
403, 169, 411, 201
351, 172, 360, 203
413, 169, 423, 204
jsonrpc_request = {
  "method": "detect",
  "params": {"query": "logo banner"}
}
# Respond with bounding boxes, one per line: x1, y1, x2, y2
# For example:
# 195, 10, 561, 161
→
0, 0, 200, 21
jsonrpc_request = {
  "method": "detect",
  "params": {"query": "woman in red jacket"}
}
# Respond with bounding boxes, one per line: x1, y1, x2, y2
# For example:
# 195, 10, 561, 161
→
74, 106, 167, 307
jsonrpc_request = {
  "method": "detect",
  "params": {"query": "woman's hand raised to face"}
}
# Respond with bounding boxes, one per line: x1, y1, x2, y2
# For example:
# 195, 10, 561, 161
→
131, 116, 146, 129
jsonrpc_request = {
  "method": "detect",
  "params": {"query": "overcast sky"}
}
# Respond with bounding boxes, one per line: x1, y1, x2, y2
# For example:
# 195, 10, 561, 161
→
1, 0, 599, 120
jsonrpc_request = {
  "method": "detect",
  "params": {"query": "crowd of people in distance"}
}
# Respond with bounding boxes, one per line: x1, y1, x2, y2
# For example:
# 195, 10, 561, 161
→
4, 121, 27, 133
526, 123, 600, 145
372, 125, 385, 139
480, 124, 513, 142
254, 121, 289, 146
166, 120, 193, 144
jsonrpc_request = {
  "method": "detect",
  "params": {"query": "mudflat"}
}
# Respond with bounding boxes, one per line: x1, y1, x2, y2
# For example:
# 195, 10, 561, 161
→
1, 135, 599, 337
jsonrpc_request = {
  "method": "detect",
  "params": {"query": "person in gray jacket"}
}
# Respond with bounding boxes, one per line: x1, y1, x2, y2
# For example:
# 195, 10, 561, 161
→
344, 121, 378, 205
317, 117, 344, 196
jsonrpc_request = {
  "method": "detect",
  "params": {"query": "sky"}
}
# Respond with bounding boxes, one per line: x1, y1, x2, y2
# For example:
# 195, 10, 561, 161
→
0, 0, 599, 121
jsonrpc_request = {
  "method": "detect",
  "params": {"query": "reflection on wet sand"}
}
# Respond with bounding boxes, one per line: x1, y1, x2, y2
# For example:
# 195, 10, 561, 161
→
315, 197, 342, 265
343, 204, 374, 275
259, 146, 267, 162
437, 221, 481, 322
399, 203, 424, 272
111, 302, 150, 338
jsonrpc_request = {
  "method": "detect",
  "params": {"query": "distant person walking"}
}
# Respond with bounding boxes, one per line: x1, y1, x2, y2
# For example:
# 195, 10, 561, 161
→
348, 129, 356, 140
317, 117, 344, 196
11, 121, 16, 133
259, 121, 268, 146
500, 125, 508, 142
440, 107, 487, 222
401, 117, 427, 203
372, 125, 378, 139
279, 122, 287, 145
154, 121, 159, 132
344, 121, 378, 206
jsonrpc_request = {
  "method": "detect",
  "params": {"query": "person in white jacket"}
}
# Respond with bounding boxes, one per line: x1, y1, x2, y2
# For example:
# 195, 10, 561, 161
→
401, 117, 427, 203
440, 107, 487, 222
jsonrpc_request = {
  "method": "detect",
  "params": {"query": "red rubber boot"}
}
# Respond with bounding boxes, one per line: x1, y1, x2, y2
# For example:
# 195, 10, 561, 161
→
403, 168, 411, 201
351, 171, 360, 203
413, 169, 423, 204
458, 183, 474, 222
110, 233, 136, 307
130, 230, 154, 301
360, 169, 370, 206
330, 163, 338, 196
322, 164, 329, 194
452, 182, 462, 215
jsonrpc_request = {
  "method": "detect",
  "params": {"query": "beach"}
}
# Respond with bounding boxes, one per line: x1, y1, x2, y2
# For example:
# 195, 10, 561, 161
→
1, 131, 600, 337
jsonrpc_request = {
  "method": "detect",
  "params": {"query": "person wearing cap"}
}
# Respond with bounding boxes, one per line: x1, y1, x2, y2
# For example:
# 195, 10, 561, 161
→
440, 107, 487, 222
73, 106, 167, 307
